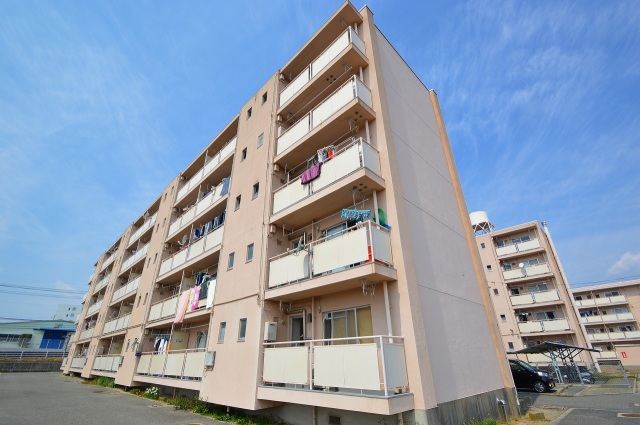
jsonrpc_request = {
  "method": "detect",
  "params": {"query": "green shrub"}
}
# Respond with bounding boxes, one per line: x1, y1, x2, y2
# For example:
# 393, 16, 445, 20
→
94, 377, 115, 388
465, 419, 498, 425
143, 386, 160, 400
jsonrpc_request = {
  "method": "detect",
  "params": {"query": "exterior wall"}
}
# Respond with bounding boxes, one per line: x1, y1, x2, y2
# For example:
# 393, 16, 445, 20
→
0, 320, 74, 350
53, 304, 81, 321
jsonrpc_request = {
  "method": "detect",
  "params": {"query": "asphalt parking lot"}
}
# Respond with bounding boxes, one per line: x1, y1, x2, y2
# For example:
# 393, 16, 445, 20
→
0, 372, 225, 425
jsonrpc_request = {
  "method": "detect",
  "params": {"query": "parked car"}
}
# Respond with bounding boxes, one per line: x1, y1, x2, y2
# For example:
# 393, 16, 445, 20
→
509, 359, 555, 393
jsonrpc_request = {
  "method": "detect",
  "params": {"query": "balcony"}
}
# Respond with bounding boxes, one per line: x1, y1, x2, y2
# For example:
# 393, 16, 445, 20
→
276, 76, 374, 162
158, 226, 224, 279
119, 243, 149, 275
103, 313, 131, 335
588, 331, 640, 341
86, 300, 103, 317
128, 213, 157, 247
92, 355, 122, 373
259, 336, 412, 415
592, 351, 618, 359
575, 295, 627, 307
93, 274, 111, 294
78, 328, 94, 341
70, 356, 86, 369
111, 276, 140, 305
135, 349, 205, 390
279, 27, 367, 108
518, 318, 570, 334
168, 178, 229, 238
581, 312, 634, 324
495, 238, 542, 257
148, 288, 209, 323
100, 251, 117, 272
266, 220, 396, 301
502, 263, 551, 281
510, 290, 560, 306
272, 138, 383, 222
176, 138, 236, 203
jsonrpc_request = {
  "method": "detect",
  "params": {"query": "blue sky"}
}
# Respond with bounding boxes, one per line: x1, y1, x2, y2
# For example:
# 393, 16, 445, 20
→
0, 1, 638, 320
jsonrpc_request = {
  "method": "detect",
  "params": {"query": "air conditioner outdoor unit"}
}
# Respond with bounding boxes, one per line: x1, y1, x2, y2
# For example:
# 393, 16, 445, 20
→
269, 224, 277, 235
264, 322, 277, 342
273, 163, 281, 173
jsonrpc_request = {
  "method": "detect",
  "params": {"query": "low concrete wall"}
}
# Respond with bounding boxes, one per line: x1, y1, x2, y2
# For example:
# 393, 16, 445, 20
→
0, 361, 63, 372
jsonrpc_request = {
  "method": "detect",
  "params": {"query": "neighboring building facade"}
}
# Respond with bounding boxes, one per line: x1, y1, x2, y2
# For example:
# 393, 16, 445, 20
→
471, 212, 594, 363
572, 279, 640, 367
64, 3, 517, 424
53, 304, 81, 321
0, 320, 75, 350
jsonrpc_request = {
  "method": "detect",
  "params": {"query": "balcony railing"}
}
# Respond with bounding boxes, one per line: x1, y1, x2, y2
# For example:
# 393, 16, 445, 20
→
86, 300, 103, 316
148, 290, 208, 322
268, 220, 392, 289
158, 226, 224, 277
78, 328, 94, 341
136, 349, 206, 380
495, 238, 541, 257
120, 243, 150, 273
103, 313, 131, 334
176, 138, 236, 202
93, 274, 111, 294
273, 138, 381, 215
276, 76, 373, 156
510, 290, 560, 306
592, 351, 618, 359
263, 335, 408, 396
169, 178, 229, 237
100, 251, 117, 272
503, 263, 551, 280
581, 312, 634, 324
93, 354, 122, 373
129, 213, 157, 246
111, 276, 140, 304
588, 330, 640, 341
279, 27, 366, 107
518, 318, 570, 333
70, 356, 86, 369
574, 295, 627, 307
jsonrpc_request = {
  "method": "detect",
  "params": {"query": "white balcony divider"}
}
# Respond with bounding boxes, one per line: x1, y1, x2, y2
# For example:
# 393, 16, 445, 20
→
148, 295, 179, 322
93, 274, 111, 294
93, 355, 121, 372
503, 263, 551, 280
496, 238, 541, 257
272, 138, 381, 214
79, 328, 94, 341
263, 336, 408, 396
280, 28, 365, 107
112, 276, 140, 303
159, 226, 224, 277
103, 313, 131, 334
120, 243, 150, 272
176, 138, 236, 202
100, 251, 117, 272
518, 319, 570, 333
129, 213, 157, 246
268, 220, 392, 289
169, 180, 227, 237
87, 300, 103, 316
70, 357, 86, 369
136, 349, 205, 380
276, 76, 373, 156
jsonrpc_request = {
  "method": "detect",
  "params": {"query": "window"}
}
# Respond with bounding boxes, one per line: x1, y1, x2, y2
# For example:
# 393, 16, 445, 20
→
163, 193, 167, 202
503, 263, 513, 271
153, 253, 158, 264
496, 240, 506, 247
246, 107, 252, 119
162, 217, 166, 228
574, 295, 583, 301
146, 258, 151, 268
500, 314, 507, 322
480, 243, 486, 249
228, 252, 235, 269
493, 288, 499, 295
235, 195, 241, 210
246, 243, 254, 262
511, 235, 531, 244
257, 133, 264, 148
252, 183, 259, 199
323, 306, 373, 343
241, 148, 247, 161
508, 342, 514, 350
143, 293, 148, 305
218, 322, 226, 343
604, 291, 620, 297
262, 92, 268, 104
156, 223, 159, 233
536, 311, 556, 321
136, 296, 141, 307
238, 318, 247, 341
486, 265, 492, 271
528, 283, 548, 293
510, 288, 520, 295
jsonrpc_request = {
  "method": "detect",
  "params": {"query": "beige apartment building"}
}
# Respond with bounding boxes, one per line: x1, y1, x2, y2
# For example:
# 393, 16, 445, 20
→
572, 279, 640, 367
471, 212, 594, 363
64, 3, 518, 424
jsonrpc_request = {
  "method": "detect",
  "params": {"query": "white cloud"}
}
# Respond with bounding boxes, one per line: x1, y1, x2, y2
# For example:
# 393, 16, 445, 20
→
607, 252, 640, 276
52, 280, 75, 292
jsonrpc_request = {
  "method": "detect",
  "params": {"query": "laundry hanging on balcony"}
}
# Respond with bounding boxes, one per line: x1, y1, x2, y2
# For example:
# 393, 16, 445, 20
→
341, 208, 371, 222
301, 161, 322, 184
174, 290, 191, 324
317, 145, 335, 163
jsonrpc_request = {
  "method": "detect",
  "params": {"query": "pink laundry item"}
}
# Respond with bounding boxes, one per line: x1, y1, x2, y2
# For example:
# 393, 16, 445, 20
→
190, 286, 201, 311
174, 290, 190, 323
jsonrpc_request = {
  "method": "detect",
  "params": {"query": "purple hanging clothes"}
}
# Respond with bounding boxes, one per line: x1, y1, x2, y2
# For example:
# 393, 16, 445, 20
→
301, 162, 322, 184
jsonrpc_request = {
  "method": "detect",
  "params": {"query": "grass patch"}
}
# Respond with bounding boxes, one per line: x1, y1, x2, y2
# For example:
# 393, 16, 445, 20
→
466, 419, 498, 425
94, 377, 115, 388
163, 396, 276, 424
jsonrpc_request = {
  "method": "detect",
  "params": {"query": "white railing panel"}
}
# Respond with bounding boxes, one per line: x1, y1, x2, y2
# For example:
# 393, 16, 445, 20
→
589, 334, 608, 341
312, 82, 353, 127
268, 252, 310, 288
362, 142, 381, 175
371, 226, 393, 265
263, 347, 308, 384
182, 208, 196, 225
351, 28, 365, 54
71, 357, 86, 368
311, 31, 350, 78
577, 299, 596, 307
165, 352, 185, 376
188, 237, 206, 261
518, 239, 541, 252
503, 269, 524, 280
176, 184, 189, 200
383, 343, 408, 389
610, 295, 627, 303
543, 319, 569, 331
184, 351, 206, 378
526, 263, 550, 276
195, 192, 213, 215
280, 68, 310, 107
148, 303, 163, 321
94, 356, 104, 370
518, 321, 543, 333
609, 332, 626, 339
162, 296, 178, 319
313, 227, 369, 275
526, 353, 550, 363
354, 78, 372, 108
168, 219, 181, 236
273, 180, 309, 214
205, 226, 224, 250
173, 249, 187, 269
586, 316, 602, 323
113, 277, 140, 302
277, 115, 310, 156
496, 245, 518, 256
149, 354, 165, 375
79, 328, 94, 340
625, 331, 640, 338
220, 138, 237, 159
314, 343, 380, 390
534, 290, 560, 303
511, 294, 534, 306
312, 144, 360, 192
103, 320, 115, 334
137, 354, 152, 374
159, 258, 172, 275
